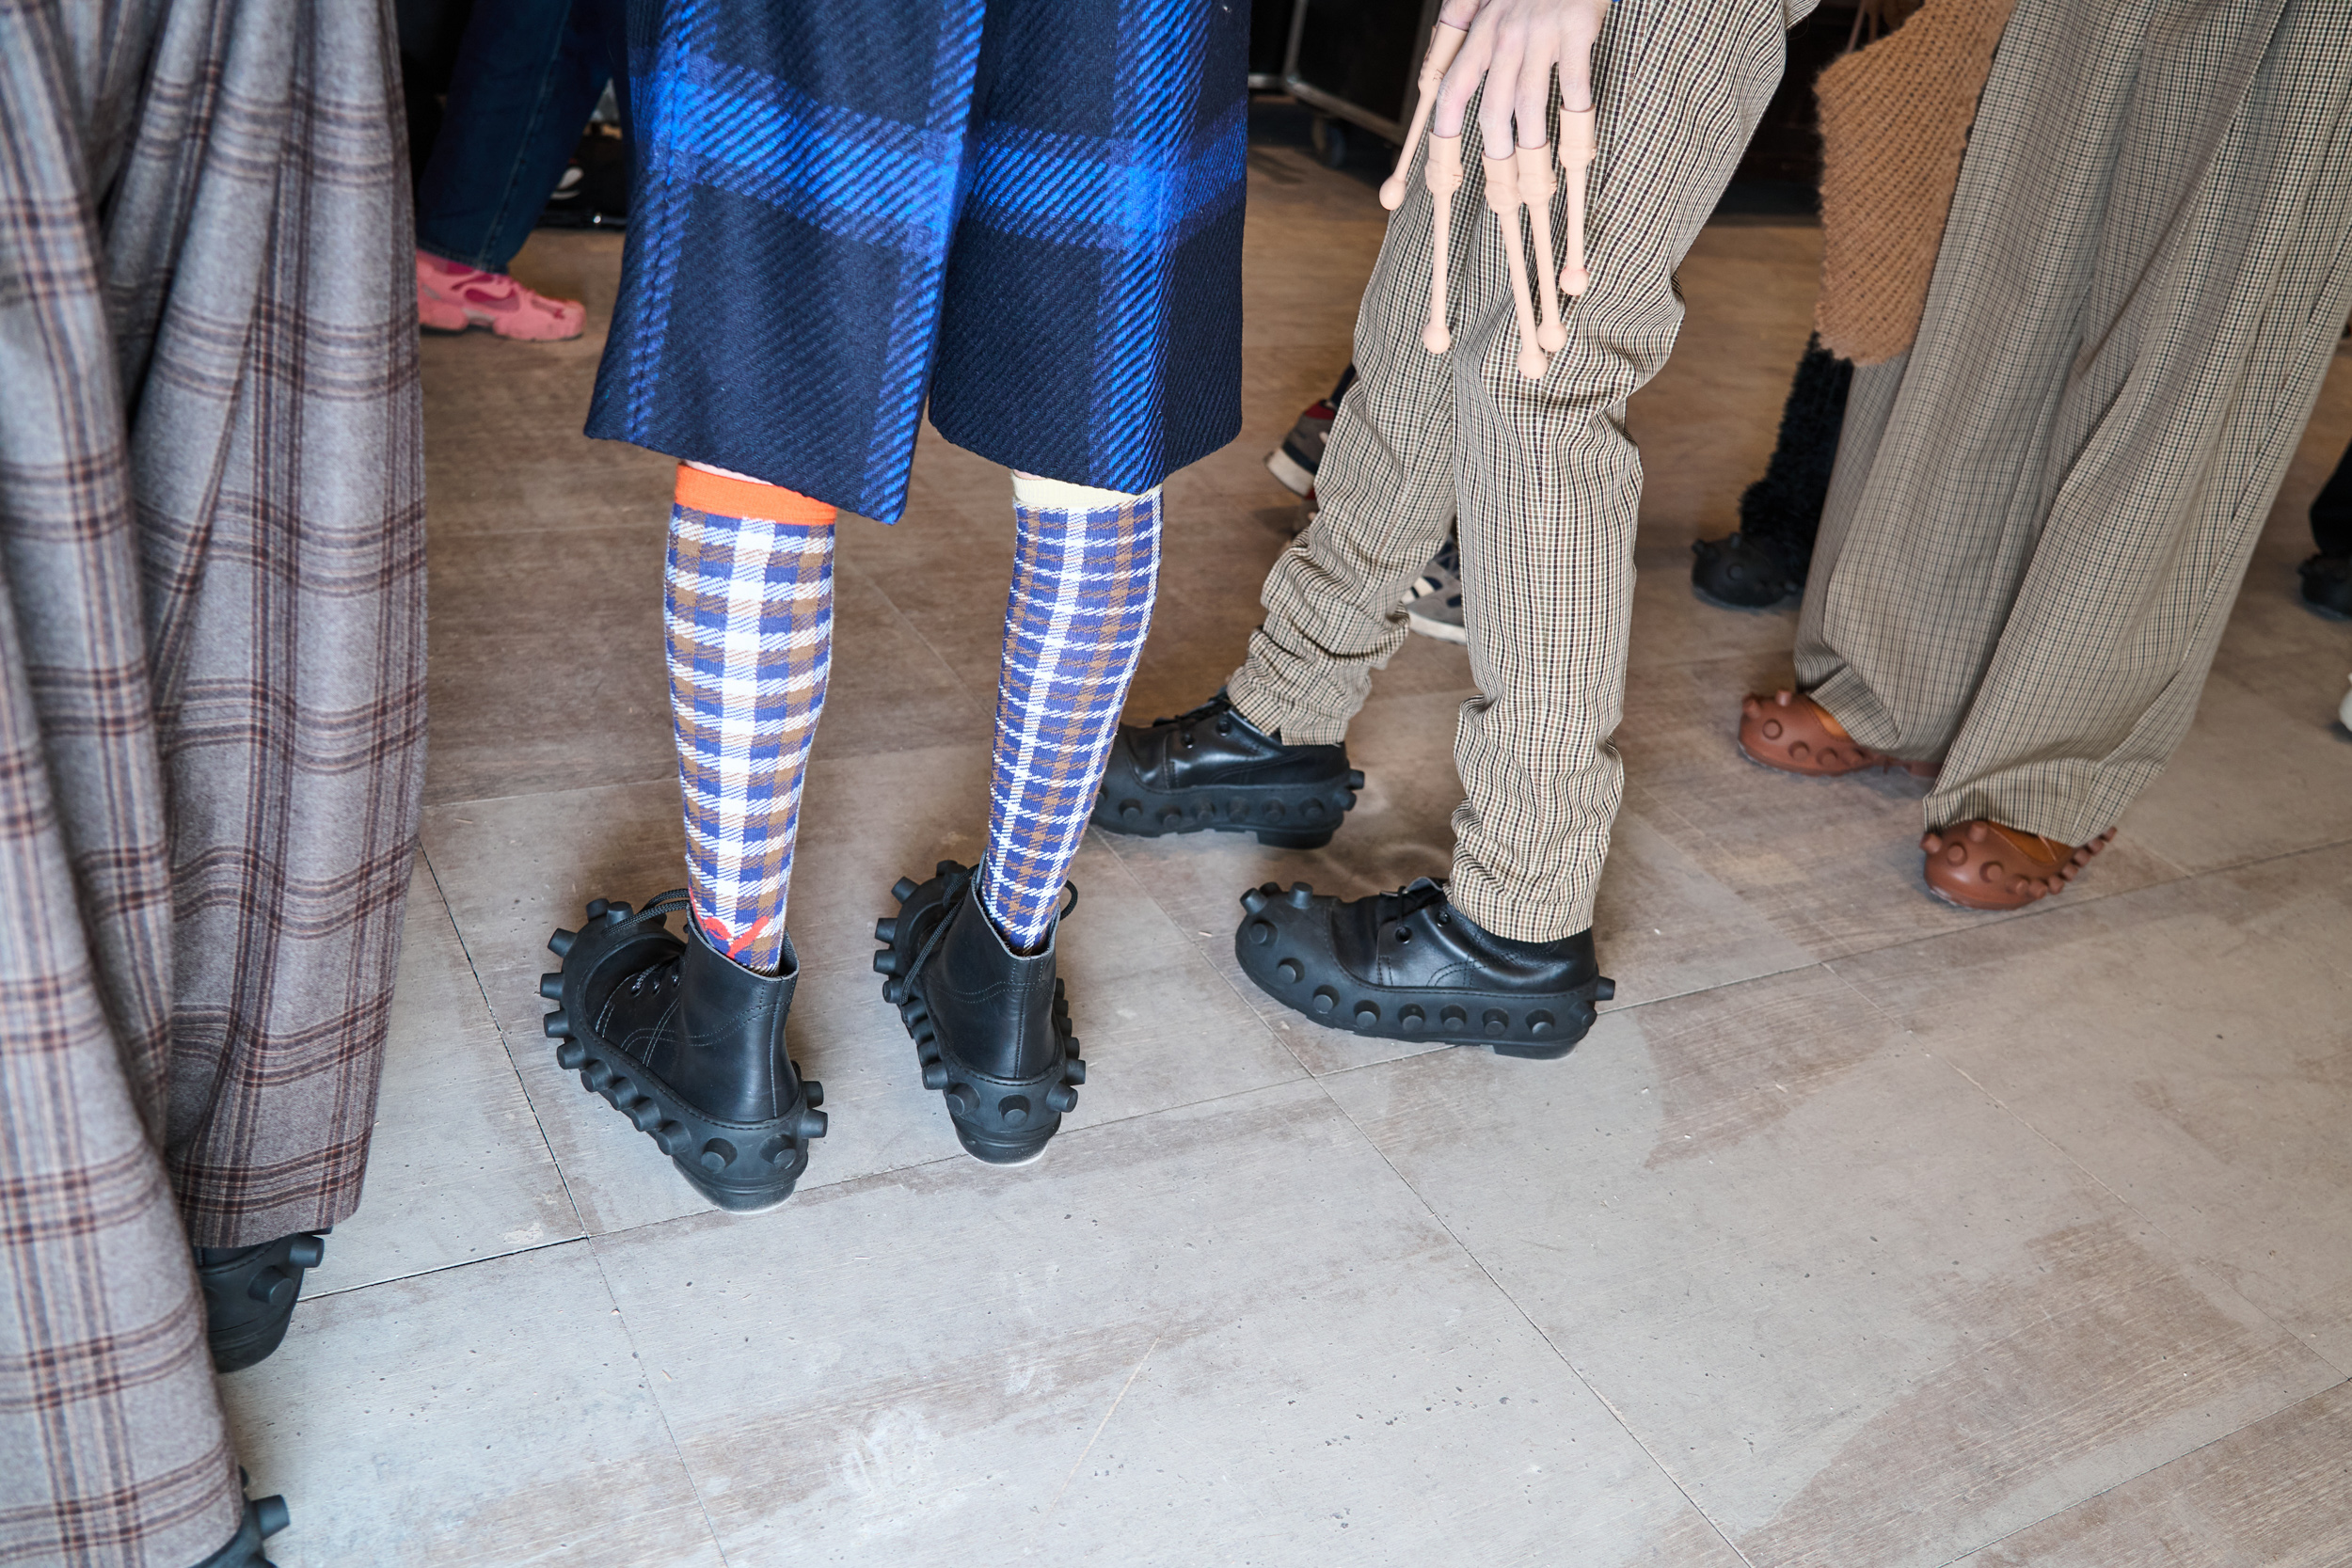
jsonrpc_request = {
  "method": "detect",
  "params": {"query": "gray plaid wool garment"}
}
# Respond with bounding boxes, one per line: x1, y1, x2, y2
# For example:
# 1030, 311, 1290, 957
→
0, 0, 423, 1561
1228, 0, 1818, 942
1795, 0, 2352, 844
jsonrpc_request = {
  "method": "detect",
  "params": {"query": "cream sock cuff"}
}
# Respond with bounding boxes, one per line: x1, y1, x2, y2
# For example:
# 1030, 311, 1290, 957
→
1011, 471, 1160, 511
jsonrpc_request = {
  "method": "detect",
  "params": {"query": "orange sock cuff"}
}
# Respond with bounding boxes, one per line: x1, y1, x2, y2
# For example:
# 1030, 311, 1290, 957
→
674, 464, 837, 526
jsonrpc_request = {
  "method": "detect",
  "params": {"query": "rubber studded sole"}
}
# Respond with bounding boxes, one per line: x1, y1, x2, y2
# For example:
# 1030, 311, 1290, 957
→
1090, 770, 1363, 849
1233, 882, 1614, 1058
198, 1231, 328, 1374
542, 897, 823, 1212
1735, 741, 1939, 783
1692, 579, 1798, 613
875, 863, 1086, 1164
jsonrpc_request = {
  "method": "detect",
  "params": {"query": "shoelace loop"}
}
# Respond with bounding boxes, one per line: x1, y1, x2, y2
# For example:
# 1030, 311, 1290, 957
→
1387, 877, 1451, 940
898, 870, 1081, 993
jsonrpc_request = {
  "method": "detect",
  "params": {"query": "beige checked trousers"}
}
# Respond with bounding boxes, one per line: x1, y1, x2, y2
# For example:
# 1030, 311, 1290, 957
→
1796, 0, 2352, 845
1229, 0, 1813, 942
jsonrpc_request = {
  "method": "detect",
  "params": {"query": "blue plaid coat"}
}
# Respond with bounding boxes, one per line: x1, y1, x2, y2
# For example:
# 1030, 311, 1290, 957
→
588, 0, 1248, 522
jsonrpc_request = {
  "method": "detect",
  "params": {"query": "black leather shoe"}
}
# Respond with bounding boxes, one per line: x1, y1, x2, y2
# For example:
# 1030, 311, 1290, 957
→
196, 1232, 327, 1372
1091, 690, 1363, 849
1691, 531, 1804, 610
189, 1475, 289, 1568
874, 862, 1085, 1164
2300, 553, 2351, 620
1234, 878, 1613, 1058
543, 892, 826, 1212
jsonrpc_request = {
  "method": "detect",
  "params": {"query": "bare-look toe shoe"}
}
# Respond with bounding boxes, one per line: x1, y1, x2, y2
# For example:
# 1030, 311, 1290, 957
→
1920, 821, 2116, 911
1739, 689, 1937, 778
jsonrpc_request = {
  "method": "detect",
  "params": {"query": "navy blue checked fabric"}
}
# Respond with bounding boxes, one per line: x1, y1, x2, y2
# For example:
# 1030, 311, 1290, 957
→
978, 489, 1162, 948
587, 0, 1248, 523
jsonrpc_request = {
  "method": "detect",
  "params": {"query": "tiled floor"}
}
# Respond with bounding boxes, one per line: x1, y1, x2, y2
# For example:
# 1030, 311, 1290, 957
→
221, 131, 2352, 1566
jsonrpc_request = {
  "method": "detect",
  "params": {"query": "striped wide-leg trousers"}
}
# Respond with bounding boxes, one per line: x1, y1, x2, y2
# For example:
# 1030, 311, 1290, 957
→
1227, 0, 1809, 941
1794, 0, 2352, 843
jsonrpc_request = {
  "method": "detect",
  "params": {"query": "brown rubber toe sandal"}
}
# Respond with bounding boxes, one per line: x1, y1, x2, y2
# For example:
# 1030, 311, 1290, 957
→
1920, 821, 2116, 911
1739, 689, 1937, 779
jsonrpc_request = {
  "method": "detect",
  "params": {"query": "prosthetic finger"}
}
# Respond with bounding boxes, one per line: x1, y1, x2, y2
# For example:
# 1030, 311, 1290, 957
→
1423, 132, 1463, 353
1382, 23, 1470, 212
1558, 105, 1597, 296
1517, 143, 1566, 354
1484, 152, 1548, 380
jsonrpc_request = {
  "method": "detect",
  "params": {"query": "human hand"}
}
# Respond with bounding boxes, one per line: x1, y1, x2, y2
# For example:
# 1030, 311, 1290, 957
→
1428, 0, 1608, 158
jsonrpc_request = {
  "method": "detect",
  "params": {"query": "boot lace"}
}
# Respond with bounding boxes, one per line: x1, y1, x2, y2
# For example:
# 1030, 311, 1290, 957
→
898, 869, 1080, 991
1152, 691, 1238, 751
1382, 877, 1450, 942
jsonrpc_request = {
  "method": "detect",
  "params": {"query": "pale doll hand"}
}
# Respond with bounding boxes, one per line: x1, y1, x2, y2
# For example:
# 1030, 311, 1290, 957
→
1429, 0, 1607, 157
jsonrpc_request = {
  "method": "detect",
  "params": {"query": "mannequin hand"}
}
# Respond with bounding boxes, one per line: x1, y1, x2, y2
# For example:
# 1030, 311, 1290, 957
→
1429, 0, 1607, 158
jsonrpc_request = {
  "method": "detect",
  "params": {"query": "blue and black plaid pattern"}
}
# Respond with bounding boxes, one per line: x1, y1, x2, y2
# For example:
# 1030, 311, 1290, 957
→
979, 490, 1162, 947
587, 0, 1247, 523
666, 504, 834, 972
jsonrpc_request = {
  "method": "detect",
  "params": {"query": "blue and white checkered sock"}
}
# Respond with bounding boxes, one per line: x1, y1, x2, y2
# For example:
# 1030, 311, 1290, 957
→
978, 475, 1163, 949
665, 466, 836, 974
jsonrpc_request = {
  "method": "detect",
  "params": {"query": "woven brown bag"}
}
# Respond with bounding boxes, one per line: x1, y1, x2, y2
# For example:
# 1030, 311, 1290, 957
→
1814, 0, 2016, 364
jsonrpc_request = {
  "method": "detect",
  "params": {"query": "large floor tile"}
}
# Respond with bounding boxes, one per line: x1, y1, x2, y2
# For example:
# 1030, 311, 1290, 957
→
424, 521, 674, 805
220, 1242, 723, 1567
427, 516, 986, 809
1319, 970, 2341, 1568
1834, 844, 2352, 1372
2121, 659, 2352, 874
1951, 1381, 2352, 1568
594, 1078, 1744, 1568
310, 867, 576, 1295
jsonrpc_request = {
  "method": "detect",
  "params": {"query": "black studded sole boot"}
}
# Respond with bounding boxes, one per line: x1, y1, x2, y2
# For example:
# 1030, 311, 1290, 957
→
873, 861, 1086, 1164
1090, 691, 1363, 849
1235, 878, 1615, 1058
191, 1473, 289, 1568
197, 1231, 328, 1372
542, 892, 826, 1212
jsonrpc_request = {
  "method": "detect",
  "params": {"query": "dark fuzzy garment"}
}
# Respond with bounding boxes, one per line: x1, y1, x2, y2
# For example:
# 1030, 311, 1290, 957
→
2312, 438, 2351, 558
1737, 333, 1854, 572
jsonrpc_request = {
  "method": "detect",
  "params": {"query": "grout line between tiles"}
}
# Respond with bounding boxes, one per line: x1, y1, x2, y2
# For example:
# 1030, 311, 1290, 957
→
304, 1232, 586, 1302
1312, 1083, 1762, 1568
416, 844, 595, 1247
548, 1075, 1312, 1252
1783, 828, 2352, 975
575, 1227, 739, 1568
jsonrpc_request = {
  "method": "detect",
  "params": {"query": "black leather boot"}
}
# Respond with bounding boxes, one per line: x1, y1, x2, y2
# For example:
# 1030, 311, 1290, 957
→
542, 891, 826, 1212
873, 862, 1085, 1164
196, 1232, 327, 1372
1235, 878, 1613, 1058
189, 1476, 289, 1568
1691, 531, 1804, 610
2300, 553, 2351, 620
1090, 690, 1362, 849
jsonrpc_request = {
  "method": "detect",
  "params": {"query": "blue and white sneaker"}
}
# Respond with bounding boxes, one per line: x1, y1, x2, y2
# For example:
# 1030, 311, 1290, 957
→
1403, 538, 1466, 644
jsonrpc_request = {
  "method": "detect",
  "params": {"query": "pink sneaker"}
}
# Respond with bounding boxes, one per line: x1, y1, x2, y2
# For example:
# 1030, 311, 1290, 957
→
416, 249, 585, 341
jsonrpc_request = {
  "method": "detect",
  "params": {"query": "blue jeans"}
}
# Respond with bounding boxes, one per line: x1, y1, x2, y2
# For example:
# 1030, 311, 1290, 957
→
414, 0, 625, 273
